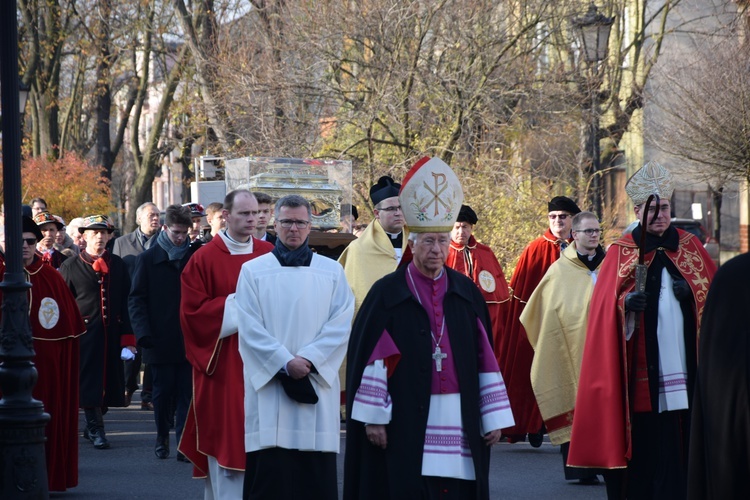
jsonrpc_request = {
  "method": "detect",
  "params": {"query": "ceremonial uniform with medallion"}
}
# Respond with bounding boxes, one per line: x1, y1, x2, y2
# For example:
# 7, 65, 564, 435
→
568, 163, 717, 498
446, 205, 509, 349
60, 215, 135, 451
345, 157, 514, 500
0, 217, 86, 491
61, 235, 134, 408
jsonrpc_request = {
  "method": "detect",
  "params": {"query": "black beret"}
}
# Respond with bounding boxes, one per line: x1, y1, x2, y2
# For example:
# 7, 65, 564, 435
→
370, 176, 401, 206
22, 216, 43, 241
548, 196, 581, 215
456, 205, 478, 225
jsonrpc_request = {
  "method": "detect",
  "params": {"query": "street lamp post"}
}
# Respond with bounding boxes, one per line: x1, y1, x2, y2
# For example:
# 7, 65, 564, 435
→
573, 3, 614, 217
0, 0, 51, 497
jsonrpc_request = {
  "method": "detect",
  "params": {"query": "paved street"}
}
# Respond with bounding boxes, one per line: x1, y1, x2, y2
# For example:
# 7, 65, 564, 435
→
62, 395, 606, 499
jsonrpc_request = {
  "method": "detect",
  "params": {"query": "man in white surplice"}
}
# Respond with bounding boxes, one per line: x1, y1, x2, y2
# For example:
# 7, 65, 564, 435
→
236, 194, 354, 500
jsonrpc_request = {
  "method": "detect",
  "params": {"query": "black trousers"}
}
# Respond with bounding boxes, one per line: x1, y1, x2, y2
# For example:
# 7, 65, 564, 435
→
150, 362, 191, 445
244, 448, 337, 500
604, 410, 689, 500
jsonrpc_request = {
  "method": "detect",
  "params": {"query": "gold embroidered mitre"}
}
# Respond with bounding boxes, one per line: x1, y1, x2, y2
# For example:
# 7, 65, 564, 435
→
625, 161, 674, 205
399, 157, 464, 233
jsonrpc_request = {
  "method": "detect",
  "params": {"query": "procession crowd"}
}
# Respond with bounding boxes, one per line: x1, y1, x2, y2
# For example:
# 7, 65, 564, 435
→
0, 157, 745, 500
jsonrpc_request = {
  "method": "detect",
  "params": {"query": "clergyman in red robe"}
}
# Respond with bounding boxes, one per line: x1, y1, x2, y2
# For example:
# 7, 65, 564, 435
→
496, 196, 580, 445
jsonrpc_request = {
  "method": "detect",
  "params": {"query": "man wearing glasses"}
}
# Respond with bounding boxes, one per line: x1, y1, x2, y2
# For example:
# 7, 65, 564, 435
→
338, 176, 409, 417
521, 211, 604, 485
178, 190, 273, 498
496, 195, 581, 448
1, 217, 85, 491
129, 205, 203, 462
236, 195, 354, 499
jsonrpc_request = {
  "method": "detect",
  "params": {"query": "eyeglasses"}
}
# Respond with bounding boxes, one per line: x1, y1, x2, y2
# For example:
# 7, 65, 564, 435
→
574, 228, 601, 236
278, 219, 310, 229
548, 214, 569, 220
378, 205, 402, 213
23, 238, 37, 246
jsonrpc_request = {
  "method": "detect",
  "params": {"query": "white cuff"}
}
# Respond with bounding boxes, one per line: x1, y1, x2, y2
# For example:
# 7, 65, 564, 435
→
219, 293, 237, 339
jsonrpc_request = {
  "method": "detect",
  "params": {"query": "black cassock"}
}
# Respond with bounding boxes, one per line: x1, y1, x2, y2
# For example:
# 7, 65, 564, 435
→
344, 265, 494, 500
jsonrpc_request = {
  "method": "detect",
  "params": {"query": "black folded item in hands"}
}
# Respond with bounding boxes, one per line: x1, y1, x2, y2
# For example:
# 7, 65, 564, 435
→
275, 372, 318, 404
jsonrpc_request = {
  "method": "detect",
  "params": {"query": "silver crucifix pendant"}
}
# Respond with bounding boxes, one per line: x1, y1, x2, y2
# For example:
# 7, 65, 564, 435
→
432, 345, 447, 372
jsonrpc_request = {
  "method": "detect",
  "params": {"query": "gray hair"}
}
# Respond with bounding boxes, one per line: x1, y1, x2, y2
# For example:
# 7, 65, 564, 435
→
135, 202, 158, 224
275, 195, 311, 219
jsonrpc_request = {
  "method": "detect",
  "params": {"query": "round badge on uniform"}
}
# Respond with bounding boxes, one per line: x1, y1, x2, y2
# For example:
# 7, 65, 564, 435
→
38, 297, 60, 329
478, 270, 496, 293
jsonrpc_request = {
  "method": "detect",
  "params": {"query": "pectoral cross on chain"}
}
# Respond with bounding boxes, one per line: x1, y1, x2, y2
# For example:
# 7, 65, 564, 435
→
432, 346, 447, 372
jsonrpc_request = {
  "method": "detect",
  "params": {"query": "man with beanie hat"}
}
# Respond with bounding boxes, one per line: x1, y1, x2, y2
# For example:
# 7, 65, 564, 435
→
568, 162, 716, 498
496, 195, 581, 447
446, 204, 510, 352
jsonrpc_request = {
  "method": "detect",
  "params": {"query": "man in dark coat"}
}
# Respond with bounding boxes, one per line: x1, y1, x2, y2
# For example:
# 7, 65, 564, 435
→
129, 205, 202, 461
344, 157, 514, 500
113, 201, 161, 408
688, 252, 750, 499
60, 214, 136, 449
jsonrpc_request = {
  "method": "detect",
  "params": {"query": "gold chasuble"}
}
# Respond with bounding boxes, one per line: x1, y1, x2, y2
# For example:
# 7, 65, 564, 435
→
520, 243, 600, 445
338, 220, 409, 315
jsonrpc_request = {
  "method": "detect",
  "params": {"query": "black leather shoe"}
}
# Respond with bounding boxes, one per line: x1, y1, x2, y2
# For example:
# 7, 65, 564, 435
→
528, 431, 544, 448
155, 440, 169, 459
577, 476, 600, 485
176, 452, 189, 463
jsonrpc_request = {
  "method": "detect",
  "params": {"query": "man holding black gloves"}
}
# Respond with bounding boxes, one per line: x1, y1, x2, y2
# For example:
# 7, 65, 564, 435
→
129, 205, 202, 461
568, 162, 717, 499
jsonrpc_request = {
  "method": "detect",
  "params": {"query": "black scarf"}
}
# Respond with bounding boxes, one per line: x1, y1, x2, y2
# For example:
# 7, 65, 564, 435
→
272, 237, 313, 267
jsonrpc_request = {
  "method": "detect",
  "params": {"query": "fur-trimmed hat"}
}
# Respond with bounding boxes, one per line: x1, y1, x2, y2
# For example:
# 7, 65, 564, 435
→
548, 196, 581, 215
456, 205, 478, 225
23, 216, 43, 241
33, 211, 64, 230
78, 214, 115, 234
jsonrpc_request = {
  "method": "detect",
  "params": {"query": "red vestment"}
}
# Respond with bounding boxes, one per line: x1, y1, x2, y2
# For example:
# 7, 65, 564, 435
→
497, 229, 568, 436
446, 235, 510, 348
0, 256, 86, 491
178, 236, 273, 477
567, 230, 716, 469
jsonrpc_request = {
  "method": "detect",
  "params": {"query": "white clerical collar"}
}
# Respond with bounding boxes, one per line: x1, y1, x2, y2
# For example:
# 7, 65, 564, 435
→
219, 230, 255, 255
577, 251, 596, 261
385, 231, 402, 239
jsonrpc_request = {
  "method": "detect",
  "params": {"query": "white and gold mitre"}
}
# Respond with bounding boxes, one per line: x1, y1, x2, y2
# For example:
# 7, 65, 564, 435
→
399, 156, 464, 233
624, 161, 674, 205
